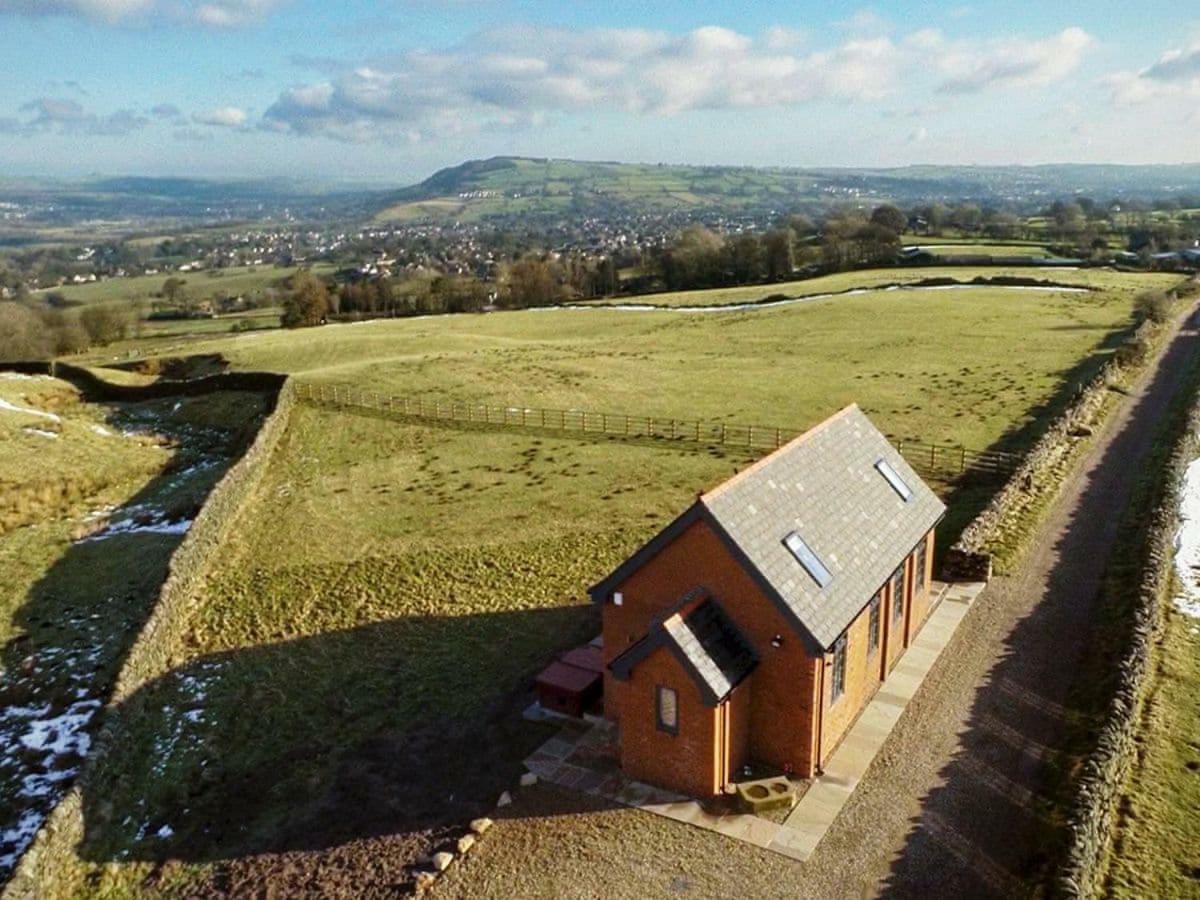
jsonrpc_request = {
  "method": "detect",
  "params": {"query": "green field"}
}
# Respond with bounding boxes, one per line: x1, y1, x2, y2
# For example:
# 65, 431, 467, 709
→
1103, 601, 1200, 896
36, 264, 319, 308
119, 271, 1180, 455
589, 267, 1179, 309
15, 267, 1187, 892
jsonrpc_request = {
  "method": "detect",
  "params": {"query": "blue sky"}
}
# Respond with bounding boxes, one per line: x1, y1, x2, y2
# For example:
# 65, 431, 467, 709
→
0, 1, 1197, 182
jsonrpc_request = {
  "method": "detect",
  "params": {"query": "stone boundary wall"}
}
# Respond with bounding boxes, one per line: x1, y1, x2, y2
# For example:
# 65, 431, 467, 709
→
944, 307, 1179, 580
1, 376, 296, 899
1054, 373, 1200, 897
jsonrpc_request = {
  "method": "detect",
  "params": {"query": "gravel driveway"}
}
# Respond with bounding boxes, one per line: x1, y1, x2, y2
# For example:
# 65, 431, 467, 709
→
436, 303, 1200, 899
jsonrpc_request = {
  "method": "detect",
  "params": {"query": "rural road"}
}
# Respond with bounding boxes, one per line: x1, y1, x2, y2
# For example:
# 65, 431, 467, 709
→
803, 299, 1200, 898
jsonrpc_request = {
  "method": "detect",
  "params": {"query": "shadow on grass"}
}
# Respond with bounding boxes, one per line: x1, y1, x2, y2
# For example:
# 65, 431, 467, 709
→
0, 389, 269, 877
877, 311, 1200, 897
72, 604, 601, 879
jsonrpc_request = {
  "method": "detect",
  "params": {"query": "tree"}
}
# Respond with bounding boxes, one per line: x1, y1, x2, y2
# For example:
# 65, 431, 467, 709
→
280, 270, 331, 328
80, 305, 131, 346
161, 276, 187, 307
726, 234, 765, 285
39, 309, 88, 354
763, 229, 795, 281
869, 204, 907, 236
282, 271, 333, 328
505, 256, 562, 308
0, 303, 52, 361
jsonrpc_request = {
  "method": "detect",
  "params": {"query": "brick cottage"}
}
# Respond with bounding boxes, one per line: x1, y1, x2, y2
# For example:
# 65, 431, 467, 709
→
590, 405, 945, 798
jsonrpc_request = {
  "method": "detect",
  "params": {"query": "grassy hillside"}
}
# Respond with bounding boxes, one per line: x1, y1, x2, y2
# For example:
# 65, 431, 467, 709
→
374, 157, 1200, 223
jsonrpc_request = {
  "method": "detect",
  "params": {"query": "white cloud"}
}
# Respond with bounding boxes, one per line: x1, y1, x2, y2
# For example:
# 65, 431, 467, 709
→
262, 23, 1093, 143
0, 96, 149, 135
0, 0, 285, 26
192, 105, 249, 127
1105, 41, 1200, 105
932, 27, 1094, 93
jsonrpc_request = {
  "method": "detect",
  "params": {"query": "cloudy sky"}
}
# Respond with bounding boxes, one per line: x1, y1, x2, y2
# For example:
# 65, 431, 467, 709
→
1, 1, 1197, 182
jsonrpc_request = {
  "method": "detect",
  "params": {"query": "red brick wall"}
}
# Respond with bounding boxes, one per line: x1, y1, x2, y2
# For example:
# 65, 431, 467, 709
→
818, 589, 886, 762
619, 648, 721, 798
908, 530, 938, 630
601, 515, 822, 776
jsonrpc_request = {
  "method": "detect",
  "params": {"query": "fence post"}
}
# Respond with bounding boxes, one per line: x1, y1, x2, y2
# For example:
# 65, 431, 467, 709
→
749, 425, 754, 447
930, 443, 936, 470
775, 428, 781, 448
626, 415, 630, 435
721, 423, 727, 444
960, 447, 966, 474
603, 413, 608, 433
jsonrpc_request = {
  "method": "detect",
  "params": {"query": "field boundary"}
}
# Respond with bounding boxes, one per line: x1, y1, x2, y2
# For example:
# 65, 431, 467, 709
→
1, 375, 297, 899
294, 381, 1021, 481
945, 282, 1199, 579
1054, 355, 1200, 897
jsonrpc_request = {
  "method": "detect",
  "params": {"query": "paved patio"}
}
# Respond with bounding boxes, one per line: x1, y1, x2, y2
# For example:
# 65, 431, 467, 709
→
524, 580, 987, 861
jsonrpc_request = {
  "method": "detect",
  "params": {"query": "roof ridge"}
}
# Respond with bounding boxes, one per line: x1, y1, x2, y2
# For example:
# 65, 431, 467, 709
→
701, 403, 860, 504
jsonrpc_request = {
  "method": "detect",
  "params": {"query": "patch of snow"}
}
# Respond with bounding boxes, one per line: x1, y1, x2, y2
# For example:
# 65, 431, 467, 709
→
79, 516, 193, 542
0, 373, 49, 381
23, 427, 58, 439
543, 282, 1089, 315
1172, 457, 1200, 620
90, 424, 113, 436
0, 398, 60, 422
0, 809, 44, 872
155, 825, 174, 839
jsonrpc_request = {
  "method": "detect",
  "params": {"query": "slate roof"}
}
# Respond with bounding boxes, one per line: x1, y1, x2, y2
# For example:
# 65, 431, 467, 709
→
700, 405, 944, 649
592, 405, 945, 651
609, 594, 758, 706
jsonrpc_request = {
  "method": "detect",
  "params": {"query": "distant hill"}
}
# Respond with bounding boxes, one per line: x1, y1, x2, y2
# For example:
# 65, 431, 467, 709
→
374, 156, 1200, 224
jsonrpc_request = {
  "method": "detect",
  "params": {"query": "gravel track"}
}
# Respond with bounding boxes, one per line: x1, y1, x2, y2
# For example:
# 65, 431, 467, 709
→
434, 303, 1200, 899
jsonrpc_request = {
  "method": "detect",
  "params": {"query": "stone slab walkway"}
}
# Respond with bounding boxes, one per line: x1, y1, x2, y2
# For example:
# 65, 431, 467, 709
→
774, 580, 984, 861
524, 579, 985, 860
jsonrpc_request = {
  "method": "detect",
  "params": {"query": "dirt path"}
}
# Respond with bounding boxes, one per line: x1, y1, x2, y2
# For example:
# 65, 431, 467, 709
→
433, 302, 1200, 900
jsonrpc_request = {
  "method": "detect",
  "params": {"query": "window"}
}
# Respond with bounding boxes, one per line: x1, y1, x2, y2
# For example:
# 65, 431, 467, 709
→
875, 458, 913, 501
868, 594, 881, 655
656, 686, 678, 734
914, 542, 928, 594
891, 565, 906, 622
784, 532, 832, 588
831, 636, 847, 703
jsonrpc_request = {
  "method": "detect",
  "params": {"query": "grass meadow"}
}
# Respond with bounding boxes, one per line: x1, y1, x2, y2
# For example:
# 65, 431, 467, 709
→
38, 267, 1190, 893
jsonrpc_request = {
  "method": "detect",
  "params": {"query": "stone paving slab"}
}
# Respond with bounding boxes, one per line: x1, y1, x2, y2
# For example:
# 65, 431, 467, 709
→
522, 580, 985, 863
779, 581, 985, 860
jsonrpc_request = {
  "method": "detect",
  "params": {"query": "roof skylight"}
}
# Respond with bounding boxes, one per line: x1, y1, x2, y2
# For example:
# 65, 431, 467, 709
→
784, 532, 832, 589
875, 458, 912, 501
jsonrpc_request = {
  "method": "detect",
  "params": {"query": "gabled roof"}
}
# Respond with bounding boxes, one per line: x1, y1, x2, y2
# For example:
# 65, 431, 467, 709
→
609, 593, 757, 706
592, 405, 945, 650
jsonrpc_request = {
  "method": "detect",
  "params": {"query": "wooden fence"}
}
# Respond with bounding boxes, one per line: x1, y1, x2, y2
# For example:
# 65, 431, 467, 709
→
295, 381, 1021, 480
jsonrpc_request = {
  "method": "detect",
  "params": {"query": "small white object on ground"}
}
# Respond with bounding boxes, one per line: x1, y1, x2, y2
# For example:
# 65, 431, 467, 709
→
519, 772, 538, 787
496, 791, 512, 807
0, 398, 61, 421
432, 851, 454, 872
469, 817, 493, 835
